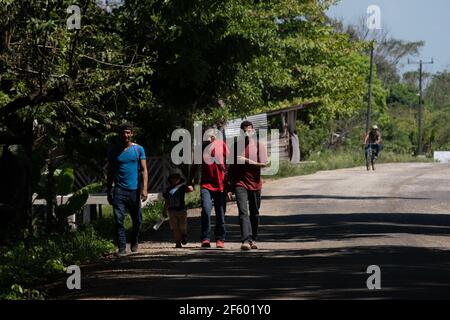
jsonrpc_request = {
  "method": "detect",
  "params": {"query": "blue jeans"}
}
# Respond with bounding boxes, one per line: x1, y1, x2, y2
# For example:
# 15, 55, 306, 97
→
201, 188, 226, 241
235, 187, 261, 243
366, 144, 381, 156
112, 187, 142, 251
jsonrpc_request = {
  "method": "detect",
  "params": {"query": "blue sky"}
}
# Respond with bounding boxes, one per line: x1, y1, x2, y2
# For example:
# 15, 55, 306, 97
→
327, 0, 450, 74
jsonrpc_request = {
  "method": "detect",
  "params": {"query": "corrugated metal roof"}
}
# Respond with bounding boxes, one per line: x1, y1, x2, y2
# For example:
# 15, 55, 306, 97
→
224, 113, 291, 160
224, 113, 268, 138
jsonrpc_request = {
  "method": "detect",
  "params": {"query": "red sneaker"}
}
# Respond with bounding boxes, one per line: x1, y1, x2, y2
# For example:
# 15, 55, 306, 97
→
216, 240, 225, 249
201, 240, 211, 248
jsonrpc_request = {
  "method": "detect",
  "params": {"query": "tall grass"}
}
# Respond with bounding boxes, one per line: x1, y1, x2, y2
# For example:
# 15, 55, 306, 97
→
268, 150, 434, 180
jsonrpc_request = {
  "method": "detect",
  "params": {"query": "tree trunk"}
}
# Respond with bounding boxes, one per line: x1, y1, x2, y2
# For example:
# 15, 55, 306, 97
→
45, 150, 56, 231
22, 121, 33, 239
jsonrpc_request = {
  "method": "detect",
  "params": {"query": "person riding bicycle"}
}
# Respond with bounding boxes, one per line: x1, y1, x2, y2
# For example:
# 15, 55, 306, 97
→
364, 125, 382, 159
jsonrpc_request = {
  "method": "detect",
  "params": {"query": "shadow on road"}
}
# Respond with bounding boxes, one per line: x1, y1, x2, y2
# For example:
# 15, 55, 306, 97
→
51, 245, 450, 300
258, 212, 450, 241
261, 195, 429, 201
47, 211, 450, 300
140, 212, 450, 243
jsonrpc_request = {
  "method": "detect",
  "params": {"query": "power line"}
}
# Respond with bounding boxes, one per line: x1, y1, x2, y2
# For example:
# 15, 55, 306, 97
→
366, 41, 375, 134
408, 58, 434, 156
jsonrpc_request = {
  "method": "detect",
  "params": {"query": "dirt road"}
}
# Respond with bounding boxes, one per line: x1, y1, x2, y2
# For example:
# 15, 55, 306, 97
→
50, 163, 450, 299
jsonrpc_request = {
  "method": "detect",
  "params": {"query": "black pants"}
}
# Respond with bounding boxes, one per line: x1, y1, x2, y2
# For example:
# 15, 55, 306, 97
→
235, 186, 261, 243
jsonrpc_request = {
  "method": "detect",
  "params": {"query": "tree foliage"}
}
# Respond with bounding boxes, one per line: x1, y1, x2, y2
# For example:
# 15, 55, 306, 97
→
0, 0, 393, 238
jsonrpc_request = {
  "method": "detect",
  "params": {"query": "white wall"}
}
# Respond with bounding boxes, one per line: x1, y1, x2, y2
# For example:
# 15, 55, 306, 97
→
434, 151, 450, 163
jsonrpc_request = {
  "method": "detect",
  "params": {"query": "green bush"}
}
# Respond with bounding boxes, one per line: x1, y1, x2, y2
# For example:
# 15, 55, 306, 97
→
92, 200, 170, 237
62, 226, 115, 264
185, 189, 201, 209
140, 201, 166, 233
0, 226, 114, 300
296, 121, 331, 158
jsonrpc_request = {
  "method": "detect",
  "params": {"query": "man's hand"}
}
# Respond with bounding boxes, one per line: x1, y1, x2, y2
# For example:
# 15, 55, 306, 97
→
107, 190, 113, 205
141, 190, 148, 202
238, 155, 266, 167
227, 192, 233, 201
238, 155, 257, 165
237, 155, 247, 163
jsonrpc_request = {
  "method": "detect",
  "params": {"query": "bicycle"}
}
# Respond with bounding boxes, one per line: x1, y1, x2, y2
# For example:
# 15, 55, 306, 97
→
365, 143, 378, 171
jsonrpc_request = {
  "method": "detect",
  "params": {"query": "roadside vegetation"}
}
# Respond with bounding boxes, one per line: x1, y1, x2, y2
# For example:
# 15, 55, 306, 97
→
1, 0, 449, 300
269, 151, 434, 180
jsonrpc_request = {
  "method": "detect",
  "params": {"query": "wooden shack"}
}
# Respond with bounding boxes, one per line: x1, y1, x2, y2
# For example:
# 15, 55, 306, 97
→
224, 102, 315, 162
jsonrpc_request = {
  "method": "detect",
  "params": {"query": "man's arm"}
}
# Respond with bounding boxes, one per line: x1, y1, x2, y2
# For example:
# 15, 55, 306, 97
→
238, 156, 267, 167
258, 143, 269, 168
225, 162, 234, 201
376, 132, 382, 144
237, 142, 268, 167
189, 163, 202, 188
107, 161, 114, 205
140, 159, 148, 201
364, 133, 369, 145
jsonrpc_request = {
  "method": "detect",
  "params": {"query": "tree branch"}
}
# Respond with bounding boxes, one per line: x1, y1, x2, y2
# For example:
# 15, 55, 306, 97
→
0, 84, 69, 120
10, 66, 68, 79
79, 54, 129, 68
0, 131, 22, 144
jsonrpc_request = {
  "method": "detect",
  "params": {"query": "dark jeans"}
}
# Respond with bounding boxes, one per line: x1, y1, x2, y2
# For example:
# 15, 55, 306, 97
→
112, 187, 142, 251
201, 188, 226, 241
366, 143, 381, 156
235, 186, 261, 243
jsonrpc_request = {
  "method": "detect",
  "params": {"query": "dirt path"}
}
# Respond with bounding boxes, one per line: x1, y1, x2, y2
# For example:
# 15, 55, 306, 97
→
49, 163, 450, 299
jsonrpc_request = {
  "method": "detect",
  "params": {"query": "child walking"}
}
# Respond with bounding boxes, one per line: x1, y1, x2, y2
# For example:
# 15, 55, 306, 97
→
163, 169, 194, 248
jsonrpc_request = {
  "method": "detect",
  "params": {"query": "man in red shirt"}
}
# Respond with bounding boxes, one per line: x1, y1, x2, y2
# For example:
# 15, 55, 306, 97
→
227, 121, 268, 250
200, 127, 230, 248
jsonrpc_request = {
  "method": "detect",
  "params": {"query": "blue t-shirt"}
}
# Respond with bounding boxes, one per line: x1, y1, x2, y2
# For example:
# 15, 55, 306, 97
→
108, 143, 146, 190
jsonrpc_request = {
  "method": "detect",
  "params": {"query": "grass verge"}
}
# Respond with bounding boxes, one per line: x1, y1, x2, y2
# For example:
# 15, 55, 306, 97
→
267, 150, 434, 180
0, 226, 115, 300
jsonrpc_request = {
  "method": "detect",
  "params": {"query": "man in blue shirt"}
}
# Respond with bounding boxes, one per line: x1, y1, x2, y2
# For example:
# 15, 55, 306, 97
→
107, 123, 148, 256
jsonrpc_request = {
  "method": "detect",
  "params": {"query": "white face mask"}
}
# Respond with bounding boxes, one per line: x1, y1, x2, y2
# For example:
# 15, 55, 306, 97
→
244, 128, 255, 137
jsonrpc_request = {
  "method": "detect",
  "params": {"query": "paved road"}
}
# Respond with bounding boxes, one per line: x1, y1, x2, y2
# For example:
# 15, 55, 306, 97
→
49, 163, 450, 299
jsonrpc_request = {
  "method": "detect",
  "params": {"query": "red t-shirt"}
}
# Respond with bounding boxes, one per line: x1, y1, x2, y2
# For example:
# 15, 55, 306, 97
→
233, 139, 268, 191
201, 140, 230, 192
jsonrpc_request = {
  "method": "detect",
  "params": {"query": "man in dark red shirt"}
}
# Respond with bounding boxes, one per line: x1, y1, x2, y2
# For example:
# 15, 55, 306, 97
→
200, 127, 230, 248
227, 121, 268, 250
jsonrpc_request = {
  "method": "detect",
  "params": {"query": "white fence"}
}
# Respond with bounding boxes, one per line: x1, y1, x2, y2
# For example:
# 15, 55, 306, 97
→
33, 192, 162, 227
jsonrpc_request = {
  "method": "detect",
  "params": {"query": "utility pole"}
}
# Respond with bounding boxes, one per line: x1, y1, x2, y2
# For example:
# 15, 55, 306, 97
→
366, 41, 375, 134
408, 58, 433, 156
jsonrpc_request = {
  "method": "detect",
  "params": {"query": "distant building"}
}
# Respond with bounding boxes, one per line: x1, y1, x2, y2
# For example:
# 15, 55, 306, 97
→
224, 103, 316, 163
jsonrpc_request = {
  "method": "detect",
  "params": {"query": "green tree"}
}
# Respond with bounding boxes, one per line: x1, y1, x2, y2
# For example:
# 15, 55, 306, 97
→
0, 0, 386, 240
0, 0, 144, 238
426, 71, 450, 110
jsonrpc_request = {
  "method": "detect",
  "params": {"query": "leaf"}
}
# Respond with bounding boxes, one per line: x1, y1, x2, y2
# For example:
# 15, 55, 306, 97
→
55, 182, 102, 218
56, 167, 74, 196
